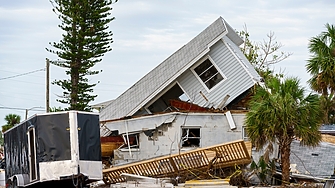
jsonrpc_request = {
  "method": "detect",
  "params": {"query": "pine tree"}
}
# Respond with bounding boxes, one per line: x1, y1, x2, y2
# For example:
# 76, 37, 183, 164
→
47, 0, 115, 111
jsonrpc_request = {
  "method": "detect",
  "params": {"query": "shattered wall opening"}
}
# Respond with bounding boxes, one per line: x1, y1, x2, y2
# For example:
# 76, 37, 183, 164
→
181, 127, 201, 147
120, 133, 139, 149
147, 84, 189, 114
144, 123, 170, 141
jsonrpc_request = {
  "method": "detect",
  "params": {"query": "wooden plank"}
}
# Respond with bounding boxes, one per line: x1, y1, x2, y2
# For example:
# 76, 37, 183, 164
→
322, 134, 335, 144
244, 141, 252, 157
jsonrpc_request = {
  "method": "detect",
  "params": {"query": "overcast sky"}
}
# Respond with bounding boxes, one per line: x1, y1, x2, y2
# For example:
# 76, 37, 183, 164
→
0, 0, 334, 126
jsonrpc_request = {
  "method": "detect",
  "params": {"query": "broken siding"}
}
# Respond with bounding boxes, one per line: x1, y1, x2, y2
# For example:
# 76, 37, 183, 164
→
176, 67, 209, 107
177, 39, 255, 108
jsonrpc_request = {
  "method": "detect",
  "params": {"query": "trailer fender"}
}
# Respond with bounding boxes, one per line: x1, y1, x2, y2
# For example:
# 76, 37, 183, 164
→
8, 174, 29, 187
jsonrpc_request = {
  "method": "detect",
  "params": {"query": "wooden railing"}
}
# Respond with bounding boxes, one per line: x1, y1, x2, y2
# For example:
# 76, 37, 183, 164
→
102, 140, 251, 185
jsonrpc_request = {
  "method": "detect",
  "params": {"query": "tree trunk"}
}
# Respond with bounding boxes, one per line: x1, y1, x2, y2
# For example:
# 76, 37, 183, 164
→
71, 66, 79, 109
280, 140, 291, 185
70, 0, 80, 110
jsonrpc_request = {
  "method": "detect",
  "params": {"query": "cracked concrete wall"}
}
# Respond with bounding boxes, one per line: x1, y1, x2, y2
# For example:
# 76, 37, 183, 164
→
112, 113, 247, 166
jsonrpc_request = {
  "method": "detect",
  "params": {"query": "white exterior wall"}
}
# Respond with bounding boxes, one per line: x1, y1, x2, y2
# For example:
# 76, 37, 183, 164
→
176, 39, 256, 109
111, 112, 246, 165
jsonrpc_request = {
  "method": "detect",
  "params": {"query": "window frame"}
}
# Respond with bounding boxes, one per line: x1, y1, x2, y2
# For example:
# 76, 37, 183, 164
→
191, 56, 226, 92
119, 133, 140, 152
242, 126, 249, 141
181, 126, 201, 148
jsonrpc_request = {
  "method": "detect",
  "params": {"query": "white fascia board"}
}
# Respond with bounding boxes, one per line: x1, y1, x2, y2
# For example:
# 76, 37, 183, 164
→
226, 111, 237, 130
104, 113, 177, 134
71, 111, 99, 116
222, 36, 259, 84
222, 19, 244, 46
127, 31, 228, 117
31, 110, 98, 118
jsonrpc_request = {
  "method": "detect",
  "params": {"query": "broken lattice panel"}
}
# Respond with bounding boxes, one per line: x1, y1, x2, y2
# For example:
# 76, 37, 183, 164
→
102, 140, 251, 185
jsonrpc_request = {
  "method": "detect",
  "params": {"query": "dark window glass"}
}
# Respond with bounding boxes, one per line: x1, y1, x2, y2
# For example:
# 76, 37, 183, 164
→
181, 128, 200, 147
194, 59, 223, 89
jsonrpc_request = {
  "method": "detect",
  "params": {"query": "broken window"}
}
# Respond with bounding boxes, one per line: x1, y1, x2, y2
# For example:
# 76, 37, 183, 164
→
120, 133, 139, 149
194, 59, 224, 90
181, 127, 201, 147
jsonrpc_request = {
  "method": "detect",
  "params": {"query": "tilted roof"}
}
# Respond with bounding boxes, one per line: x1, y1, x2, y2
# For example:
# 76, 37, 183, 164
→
100, 17, 243, 121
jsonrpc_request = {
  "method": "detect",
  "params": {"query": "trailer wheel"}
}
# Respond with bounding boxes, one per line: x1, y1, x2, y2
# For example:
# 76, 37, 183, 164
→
7, 179, 12, 188
13, 178, 18, 188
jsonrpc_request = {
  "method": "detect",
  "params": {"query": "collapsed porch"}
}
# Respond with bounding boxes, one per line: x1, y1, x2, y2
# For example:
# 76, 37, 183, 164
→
102, 140, 251, 185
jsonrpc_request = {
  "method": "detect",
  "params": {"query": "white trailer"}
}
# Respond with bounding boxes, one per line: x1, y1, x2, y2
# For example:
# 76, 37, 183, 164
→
4, 111, 102, 188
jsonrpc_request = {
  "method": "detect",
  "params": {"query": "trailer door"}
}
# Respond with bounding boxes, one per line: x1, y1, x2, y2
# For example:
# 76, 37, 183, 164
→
77, 113, 101, 161
27, 126, 37, 181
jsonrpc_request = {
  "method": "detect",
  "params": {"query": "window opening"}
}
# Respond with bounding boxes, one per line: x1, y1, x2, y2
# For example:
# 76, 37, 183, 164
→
242, 126, 249, 141
120, 133, 139, 149
181, 128, 200, 147
194, 59, 223, 89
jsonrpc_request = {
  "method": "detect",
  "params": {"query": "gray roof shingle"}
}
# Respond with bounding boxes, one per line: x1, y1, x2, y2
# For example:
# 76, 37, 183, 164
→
291, 140, 335, 177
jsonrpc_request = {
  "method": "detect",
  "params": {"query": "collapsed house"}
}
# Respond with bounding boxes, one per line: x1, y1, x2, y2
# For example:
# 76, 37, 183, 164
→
98, 17, 263, 166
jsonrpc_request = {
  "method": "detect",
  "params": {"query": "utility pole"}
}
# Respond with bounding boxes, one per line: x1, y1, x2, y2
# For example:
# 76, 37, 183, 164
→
25, 109, 28, 120
25, 107, 44, 119
46, 58, 50, 113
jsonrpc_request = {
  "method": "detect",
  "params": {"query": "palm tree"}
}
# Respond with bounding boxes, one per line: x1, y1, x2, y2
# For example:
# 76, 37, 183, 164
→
320, 94, 335, 124
245, 76, 323, 185
2, 114, 21, 132
306, 23, 335, 124
306, 23, 335, 96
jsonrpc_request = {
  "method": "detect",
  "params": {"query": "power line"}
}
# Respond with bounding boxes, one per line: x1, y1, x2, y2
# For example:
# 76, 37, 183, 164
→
0, 68, 45, 81
0, 70, 45, 78
0, 106, 45, 111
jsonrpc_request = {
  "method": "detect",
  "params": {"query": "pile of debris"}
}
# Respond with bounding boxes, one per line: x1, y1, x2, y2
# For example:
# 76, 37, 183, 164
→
102, 140, 251, 185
